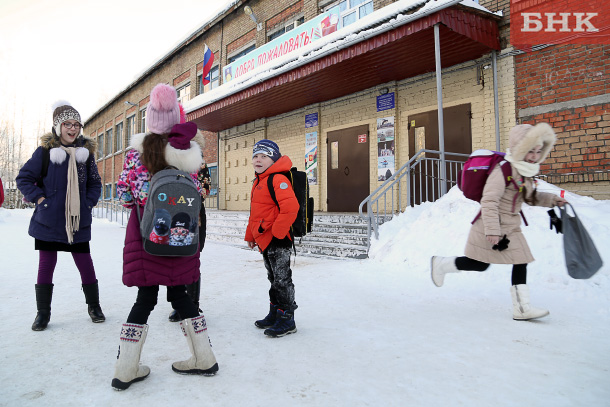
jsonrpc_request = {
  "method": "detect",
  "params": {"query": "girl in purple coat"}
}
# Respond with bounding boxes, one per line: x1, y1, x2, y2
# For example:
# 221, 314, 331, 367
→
16, 102, 104, 331
111, 84, 218, 391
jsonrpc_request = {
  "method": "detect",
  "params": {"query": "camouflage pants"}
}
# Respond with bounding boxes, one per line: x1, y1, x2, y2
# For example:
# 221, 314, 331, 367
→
262, 242, 296, 311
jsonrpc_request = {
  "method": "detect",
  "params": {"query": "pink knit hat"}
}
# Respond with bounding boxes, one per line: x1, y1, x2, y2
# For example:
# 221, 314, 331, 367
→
147, 84, 180, 134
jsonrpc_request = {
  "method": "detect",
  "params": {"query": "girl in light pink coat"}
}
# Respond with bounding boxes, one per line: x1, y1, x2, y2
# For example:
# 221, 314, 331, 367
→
431, 123, 567, 321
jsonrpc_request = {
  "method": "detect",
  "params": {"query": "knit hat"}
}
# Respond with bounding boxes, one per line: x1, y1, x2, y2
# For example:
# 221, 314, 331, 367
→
147, 84, 180, 134
171, 212, 191, 229
168, 122, 197, 150
508, 123, 556, 163
153, 209, 171, 236
52, 101, 82, 137
252, 139, 281, 162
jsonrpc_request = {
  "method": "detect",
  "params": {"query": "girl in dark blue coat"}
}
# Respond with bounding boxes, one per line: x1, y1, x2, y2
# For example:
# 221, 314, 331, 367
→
16, 102, 104, 331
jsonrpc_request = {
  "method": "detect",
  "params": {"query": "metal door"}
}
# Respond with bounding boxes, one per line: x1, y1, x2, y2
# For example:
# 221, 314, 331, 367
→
327, 125, 370, 212
408, 104, 471, 205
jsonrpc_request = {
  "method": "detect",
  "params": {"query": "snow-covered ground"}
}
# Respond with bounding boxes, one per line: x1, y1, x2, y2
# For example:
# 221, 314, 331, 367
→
1, 183, 609, 407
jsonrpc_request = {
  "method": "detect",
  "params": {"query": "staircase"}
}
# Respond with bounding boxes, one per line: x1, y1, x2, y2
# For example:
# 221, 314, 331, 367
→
205, 210, 380, 259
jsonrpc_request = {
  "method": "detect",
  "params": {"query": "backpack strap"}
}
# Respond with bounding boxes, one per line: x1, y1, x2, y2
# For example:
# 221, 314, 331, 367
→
471, 161, 528, 226
266, 172, 297, 257
36, 148, 51, 188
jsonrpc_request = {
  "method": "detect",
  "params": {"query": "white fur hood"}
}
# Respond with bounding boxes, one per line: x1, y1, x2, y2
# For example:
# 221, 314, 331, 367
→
131, 132, 202, 173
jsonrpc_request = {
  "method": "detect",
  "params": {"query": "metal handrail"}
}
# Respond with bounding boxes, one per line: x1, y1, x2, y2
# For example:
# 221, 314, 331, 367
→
358, 149, 469, 248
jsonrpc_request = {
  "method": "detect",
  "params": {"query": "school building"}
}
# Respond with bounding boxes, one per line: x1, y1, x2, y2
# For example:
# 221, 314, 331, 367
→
84, 0, 610, 213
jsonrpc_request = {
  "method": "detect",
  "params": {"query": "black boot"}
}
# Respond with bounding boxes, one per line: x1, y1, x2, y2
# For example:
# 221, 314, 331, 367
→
255, 303, 278, 329
169, 276, 201, 322
264, 308, 297, 337
82, 280, 106, 323
32, 284, 54, 331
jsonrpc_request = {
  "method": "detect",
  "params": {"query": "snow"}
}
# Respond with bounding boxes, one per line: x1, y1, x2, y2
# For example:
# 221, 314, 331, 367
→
184, 0, 500, 115
1, 182, 609, 406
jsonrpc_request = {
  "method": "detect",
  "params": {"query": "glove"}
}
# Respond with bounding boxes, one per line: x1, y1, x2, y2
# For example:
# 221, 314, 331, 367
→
548, 209, 562, 234
492, 235, 510, 251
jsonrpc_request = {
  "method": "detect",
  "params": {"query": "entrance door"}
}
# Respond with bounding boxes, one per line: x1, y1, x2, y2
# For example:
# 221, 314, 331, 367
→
408, 104, 472, 205
327, 125, 370, 212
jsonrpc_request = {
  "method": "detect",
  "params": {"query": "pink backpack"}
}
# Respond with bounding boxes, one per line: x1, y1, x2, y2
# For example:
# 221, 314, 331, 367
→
458, 150, 513, 202
457, 149, 526, 224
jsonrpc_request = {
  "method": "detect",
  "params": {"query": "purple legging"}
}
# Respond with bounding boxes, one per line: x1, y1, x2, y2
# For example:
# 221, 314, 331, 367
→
37, 251, 97, 285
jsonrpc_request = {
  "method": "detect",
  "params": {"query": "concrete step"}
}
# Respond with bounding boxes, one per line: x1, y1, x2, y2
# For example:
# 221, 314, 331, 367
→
204, 210, 372, 259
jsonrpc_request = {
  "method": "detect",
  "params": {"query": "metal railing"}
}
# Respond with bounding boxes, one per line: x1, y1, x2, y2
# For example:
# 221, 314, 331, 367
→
93, 193, 218, 226
359, 149, 469, 248
93, 200, 131, 226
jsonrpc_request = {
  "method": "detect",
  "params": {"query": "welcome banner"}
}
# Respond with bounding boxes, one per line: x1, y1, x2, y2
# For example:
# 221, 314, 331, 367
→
223, 6, 341, 84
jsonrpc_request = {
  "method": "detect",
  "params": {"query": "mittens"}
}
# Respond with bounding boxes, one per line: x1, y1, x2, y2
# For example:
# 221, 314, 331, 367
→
548, 209, 562, 234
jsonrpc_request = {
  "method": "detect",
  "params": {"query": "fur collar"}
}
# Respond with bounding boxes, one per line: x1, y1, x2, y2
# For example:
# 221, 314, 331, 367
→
131, 132, 202, 173
40, 132, 97, 156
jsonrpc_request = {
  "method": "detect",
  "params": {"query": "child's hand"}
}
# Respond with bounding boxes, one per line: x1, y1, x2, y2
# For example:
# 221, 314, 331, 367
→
247, 241, 257, 249
486, 235, 501, 245
555, 197, 568, 207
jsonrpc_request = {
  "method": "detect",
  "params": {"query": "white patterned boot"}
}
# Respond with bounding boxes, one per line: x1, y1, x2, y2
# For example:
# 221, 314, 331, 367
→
111, 323, 150, 390
511, 284, 549, 320
172, 315, 219, 375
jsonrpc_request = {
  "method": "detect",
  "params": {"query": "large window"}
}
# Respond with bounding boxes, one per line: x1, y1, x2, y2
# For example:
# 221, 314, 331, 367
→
228, 43, 256, 64
115, 122, 123, 151
324, 0, 373, 27
268, 15, 305, 42
197, 65, 220, 95
105, 128, 113, 156
104, 183, 113, 200
140, 108, 147, 133
177, 83, 191, 105
97, 134, 103, 160
126, 115, 136, 147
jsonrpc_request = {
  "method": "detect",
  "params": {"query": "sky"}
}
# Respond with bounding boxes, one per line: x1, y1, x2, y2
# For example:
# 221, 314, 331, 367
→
0, 0, 232, 154
0, 182, 609, 406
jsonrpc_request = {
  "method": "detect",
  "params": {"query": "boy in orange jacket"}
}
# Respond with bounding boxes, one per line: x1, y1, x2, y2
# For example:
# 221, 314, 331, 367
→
245, 140, 300, 337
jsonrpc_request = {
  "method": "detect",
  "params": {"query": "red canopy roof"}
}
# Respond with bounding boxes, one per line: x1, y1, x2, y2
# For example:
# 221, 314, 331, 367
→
188, 7, 500, 132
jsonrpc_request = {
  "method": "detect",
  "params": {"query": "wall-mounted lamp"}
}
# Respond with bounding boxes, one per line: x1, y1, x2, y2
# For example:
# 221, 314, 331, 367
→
244, 6, 263, 31
124, 101, 138, 107
378, 87, 389, 95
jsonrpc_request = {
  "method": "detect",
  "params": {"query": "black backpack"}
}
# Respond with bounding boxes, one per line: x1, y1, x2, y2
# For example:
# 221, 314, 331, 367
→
267, 167, 313, 239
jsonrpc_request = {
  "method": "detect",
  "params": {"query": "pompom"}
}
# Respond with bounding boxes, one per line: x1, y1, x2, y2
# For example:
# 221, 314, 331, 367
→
52, 100, 71, 111
75, 147, 90, 163
49, 147, 67, 164
150, 84, 178, 110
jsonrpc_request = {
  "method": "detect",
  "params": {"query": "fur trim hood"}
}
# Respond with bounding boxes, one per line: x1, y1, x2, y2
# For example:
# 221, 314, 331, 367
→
40, 132, 97, 156
508, 123, 556, 163
131, 132, 203, 173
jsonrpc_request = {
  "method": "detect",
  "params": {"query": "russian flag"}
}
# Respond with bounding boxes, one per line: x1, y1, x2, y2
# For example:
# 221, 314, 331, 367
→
202, 44, 214, 86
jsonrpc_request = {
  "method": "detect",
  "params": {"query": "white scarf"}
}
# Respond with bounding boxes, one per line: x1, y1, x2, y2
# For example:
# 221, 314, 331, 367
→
61, 146, 81, 243
504, 148, 540, 177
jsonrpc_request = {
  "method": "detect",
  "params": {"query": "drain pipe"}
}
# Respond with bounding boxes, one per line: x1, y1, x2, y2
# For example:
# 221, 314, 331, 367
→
492, 50, 500, 151
434, 24, 447, 195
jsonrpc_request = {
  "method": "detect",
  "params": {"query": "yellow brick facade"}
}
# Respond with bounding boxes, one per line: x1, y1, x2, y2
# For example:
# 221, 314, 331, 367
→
216, 54, 517, 211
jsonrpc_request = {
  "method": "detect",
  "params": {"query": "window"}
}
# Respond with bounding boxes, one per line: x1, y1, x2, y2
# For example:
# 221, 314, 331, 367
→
140, 108, 147, 133
197, 65, 220, 95
97, 135, 103, 160
104, 183, 112, 200
115, 122, 123, 151
324, 0, 373, 27
177, 83, 191, 104
208, 165, 218, 196
105, 129, 113, 156
268, 15, 305, 42
228, 43, 256, 64
126, 115, 136, 147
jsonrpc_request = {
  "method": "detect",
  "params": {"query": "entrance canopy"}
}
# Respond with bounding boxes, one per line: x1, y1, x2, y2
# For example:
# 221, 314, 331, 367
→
188, 6, 500, 132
